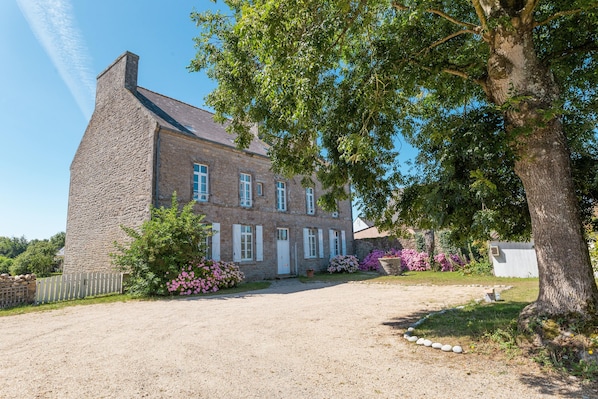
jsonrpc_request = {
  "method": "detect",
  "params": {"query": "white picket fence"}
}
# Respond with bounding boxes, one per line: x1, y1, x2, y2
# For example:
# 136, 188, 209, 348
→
35, 272, 124, 305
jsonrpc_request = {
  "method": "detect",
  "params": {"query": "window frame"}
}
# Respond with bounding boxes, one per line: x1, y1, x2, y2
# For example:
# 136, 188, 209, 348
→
240, 225, 253, 261
193, 163, 209, 202
239, 173, 252, 208
276, 181, 287, 211
307, 228, 317, 258
305, 187, 315, 215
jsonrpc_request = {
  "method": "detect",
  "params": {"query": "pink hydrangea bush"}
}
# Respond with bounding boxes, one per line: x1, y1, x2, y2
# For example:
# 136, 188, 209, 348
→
433, 253, 466, 271
360, 248, 469, 273
401, 249, 430, 271
359, 248, 403, 271
166, 259, 244, 295
359, 249, 385, 271
328, 255, 360, 273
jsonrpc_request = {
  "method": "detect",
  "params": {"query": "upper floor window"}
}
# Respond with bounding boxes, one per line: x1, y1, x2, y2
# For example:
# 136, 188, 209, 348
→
240, 173, 252, 207
276, 181, 287, 211
193, 164, 209, 202
305, 187, 315, 215
256, 182, 263, 196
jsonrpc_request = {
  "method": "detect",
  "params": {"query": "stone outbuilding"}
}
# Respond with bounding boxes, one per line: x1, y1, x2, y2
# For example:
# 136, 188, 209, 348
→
64, 52, 353, 281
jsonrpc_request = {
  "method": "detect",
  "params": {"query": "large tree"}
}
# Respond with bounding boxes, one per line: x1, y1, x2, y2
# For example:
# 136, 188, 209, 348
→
190, 1, 598, 324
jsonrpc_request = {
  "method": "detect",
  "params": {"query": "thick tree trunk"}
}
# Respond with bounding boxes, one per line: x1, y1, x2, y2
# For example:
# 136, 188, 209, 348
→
485, 19, 598, 320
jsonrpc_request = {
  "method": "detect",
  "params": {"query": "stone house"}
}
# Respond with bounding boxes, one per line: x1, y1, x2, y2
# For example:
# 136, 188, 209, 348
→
63, 51, 353, 281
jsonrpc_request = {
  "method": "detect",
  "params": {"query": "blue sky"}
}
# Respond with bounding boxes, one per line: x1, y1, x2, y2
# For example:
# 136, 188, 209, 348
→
0, 0, 221, 240
0, 0, 417, 240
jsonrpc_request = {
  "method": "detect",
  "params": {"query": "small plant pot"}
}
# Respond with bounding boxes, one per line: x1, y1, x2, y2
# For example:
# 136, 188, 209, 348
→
306, 269, 315, 278
378, 258, 403, 276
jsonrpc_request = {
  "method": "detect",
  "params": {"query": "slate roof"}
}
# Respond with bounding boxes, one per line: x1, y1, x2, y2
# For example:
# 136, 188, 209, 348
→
135, 86, 269, 157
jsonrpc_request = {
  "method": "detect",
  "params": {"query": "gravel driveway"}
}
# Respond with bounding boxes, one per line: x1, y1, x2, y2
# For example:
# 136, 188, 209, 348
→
0, 280, 594, 398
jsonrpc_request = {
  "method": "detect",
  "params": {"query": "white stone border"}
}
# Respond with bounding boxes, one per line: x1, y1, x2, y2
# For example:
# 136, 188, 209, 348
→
402, 285, 513, 354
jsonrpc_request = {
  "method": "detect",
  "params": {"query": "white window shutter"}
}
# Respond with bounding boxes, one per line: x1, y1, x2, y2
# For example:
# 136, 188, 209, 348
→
233, 224, 241, 262
318, 229, 324, 258
303, 228, 309, 259
341, 230, 347, 255
256, 225, 263, 261
211, 223, 220, 261
329, 229, 334, 258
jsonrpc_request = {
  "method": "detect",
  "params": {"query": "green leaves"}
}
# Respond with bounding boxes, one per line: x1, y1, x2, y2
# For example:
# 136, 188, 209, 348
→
111, 193, 212, 297
190, 0, 598, 242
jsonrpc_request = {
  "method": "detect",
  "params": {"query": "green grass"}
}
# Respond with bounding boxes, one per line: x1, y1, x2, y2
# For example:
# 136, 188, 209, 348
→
0, 281, 270, 317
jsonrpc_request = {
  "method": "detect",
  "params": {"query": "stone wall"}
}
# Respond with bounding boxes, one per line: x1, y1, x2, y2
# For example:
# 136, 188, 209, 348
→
0, 274, 36, 308
157, 130, 354, 280
64, 52, 155, 274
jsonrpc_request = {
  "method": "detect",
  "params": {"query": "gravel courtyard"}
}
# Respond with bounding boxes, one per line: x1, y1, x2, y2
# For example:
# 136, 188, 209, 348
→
0, 280, 594, 398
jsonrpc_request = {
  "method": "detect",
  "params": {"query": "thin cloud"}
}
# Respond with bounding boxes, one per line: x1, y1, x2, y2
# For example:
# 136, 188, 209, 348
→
17, 0, 95, 119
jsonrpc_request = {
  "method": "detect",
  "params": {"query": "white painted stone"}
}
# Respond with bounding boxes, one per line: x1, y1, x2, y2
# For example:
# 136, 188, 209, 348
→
441, 344, 453, 352
431, 342, 443, 349
423, 339, 433, 347
407, 336, 419, 342
407, 327, 415, 332
452, 346, 463, 353
416, 338, 425, 345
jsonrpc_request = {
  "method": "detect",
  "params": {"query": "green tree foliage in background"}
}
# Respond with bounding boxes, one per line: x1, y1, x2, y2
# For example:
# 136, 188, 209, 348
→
0, 256, 13, 274
0, 236, 28, 258
0, 232, 65, 276
10, 241, 57, 277
190, 0, 598, 325
112, 193, 212, 297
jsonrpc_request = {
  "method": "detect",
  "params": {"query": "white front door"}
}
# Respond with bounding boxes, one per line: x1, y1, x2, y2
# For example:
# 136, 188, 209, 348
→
277, 228, 290, 274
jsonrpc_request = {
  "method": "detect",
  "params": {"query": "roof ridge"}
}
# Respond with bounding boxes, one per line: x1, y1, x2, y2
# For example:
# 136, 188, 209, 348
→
137, 86, 217, 117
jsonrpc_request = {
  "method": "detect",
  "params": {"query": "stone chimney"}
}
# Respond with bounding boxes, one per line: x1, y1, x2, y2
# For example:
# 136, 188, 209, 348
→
95, 51, 139, 108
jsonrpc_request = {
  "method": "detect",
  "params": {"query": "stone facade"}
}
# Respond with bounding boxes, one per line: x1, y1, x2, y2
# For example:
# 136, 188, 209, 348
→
64, 51, 353, 281
64, 52, 155, 274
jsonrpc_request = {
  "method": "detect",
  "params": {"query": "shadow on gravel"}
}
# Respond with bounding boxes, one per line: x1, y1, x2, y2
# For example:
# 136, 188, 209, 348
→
178, 278, 347, 301
519, 373, 597, 398
381, 311, 434, 331
382, 308, 598, 398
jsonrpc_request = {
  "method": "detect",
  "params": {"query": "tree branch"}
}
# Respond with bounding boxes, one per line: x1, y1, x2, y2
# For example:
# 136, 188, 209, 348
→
427, 8, 479, 30
521, 0, 540, 24
425, 29, 478, 52
533, 4, 598, 28
544, 41, 598, 63
392, 3, 479, 30
470, 0, 489, 33
411, 60, 489, 94
332, 0, 367, 48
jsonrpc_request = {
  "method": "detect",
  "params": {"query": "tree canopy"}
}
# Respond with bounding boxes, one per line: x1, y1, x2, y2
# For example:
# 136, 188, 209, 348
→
191, 0, 598, 323
191, 0, 597, 242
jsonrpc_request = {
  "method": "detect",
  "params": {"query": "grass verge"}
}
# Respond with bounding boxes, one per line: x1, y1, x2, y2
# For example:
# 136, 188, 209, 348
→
308, 270, 598, 383
0, 281, 270, 317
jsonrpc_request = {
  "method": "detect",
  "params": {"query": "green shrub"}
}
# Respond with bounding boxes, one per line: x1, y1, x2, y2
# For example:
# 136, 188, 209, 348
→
10, 241, 56, 277
112, 193, 212, 297
460, 259, 494, 276
0, 256, 13, 274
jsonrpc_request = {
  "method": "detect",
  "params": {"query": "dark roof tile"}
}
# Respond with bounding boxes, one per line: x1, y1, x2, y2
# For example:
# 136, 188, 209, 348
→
136, 87, 269, 157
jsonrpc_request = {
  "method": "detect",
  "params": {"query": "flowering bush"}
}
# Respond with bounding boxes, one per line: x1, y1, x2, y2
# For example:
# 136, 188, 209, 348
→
166, 259, 244, 295
433, 253, 463, 271
362, 247, 471, 273
359, 250, 384, 271
359, 248, 403, 271
400, 249, 430, 271
328, 255, 360, 273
